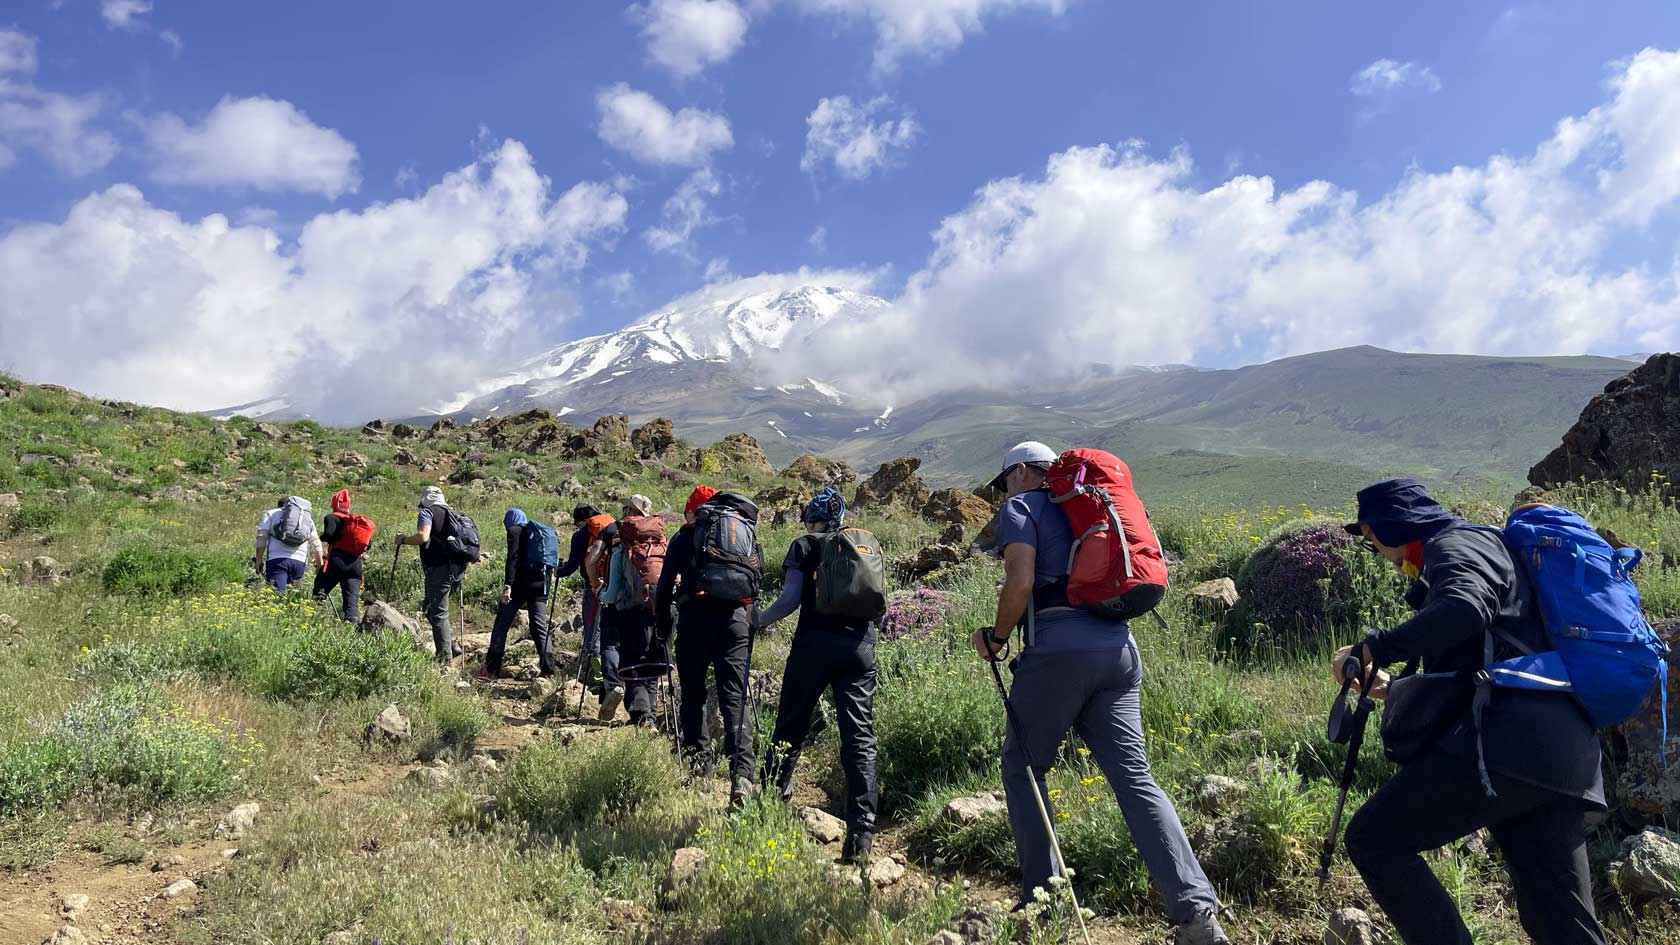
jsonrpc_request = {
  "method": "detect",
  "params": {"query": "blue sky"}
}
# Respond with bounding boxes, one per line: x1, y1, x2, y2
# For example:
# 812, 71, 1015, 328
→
2, 1, 1679, 417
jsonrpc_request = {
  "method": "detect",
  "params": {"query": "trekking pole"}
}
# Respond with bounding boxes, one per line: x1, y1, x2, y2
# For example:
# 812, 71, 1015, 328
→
1318, 653, 1378, 887
388, 542, 403, 603
744, 603, 762, 789
983, 641, 1092, 945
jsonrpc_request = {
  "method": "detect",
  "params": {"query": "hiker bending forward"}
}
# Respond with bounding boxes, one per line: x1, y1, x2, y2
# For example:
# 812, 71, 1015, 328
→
758, 488, 880, 864
256, 496, 323, 593
973, 442, 1226, 945
1336, 479, 1604, 945
478, 508, 556, 680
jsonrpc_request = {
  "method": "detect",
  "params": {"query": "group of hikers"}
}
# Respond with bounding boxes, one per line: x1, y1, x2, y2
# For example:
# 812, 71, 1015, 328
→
250, 436, 1670, 945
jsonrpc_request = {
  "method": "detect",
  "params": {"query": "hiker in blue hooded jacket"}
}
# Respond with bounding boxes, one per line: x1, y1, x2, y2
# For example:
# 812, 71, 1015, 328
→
756, 488, 879, 864
475, 508, 556, 681
1335, 478, 1604, 945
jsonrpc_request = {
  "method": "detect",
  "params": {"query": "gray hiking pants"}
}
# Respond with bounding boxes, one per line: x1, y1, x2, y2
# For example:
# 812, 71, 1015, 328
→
1001, 642, 1220, 924
422, 563, 465, 663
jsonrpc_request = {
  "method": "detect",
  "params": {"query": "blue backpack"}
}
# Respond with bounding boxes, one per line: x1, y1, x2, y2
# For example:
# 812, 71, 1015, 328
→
523, 521, 560, 572
1485, 505, 1668, 754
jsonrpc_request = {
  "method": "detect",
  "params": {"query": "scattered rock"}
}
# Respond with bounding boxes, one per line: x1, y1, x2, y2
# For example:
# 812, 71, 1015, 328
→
366, 704, 412, 744
665, 847, 708, 896
921, 488, 996, 528
406, 765, 452, 790
780, 454, 857, 489
221, 848, 239, 859
19, 453, 62, 467
360, 419, 388, 437
162, 879, 197, 899
855, 457, 932, 509
60, 894, 90, 921
554, 476, 585, 497
1530, 354, 1680, 492
217, 802, 261, 839
1611, 828, 1680, 904
1192, 775, 1248, 816
335, 450, 370, 469
509, 458, 539, 482
944, 792, 1009, 827
1189, 578, 1240, 611
687, 433, 774, 476
392, 447, 418, 466
473, 794, 500, 818
800, 806, 847, 844
46, 926, 86, 945
549, 723, 584, 746
1324, 907, 1379, 945
631, 418, 678, 458
0, 614, 18, 635
18, 556, 65, 587
361, 601, 424, 649
936, 523, 966, 546
0, 493, 18, 515
602, 897, 643, 926
252, 422, 283, 440
466, 754, 500, 775
391, 423, 418, 440
927, 933, 964, 945
867, 856, 906, 887
151, 485, 205, 503
430, 417, 457, 436
897, 542, 965, 581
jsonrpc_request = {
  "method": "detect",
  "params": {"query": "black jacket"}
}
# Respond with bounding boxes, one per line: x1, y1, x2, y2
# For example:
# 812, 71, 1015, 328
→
554, 525, 592, 580
1365, 524, 1604, 805
503, 525, 546, 589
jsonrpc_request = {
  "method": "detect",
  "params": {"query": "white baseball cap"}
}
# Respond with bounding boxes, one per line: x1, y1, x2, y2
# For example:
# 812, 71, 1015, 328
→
989, 441, 1058, 490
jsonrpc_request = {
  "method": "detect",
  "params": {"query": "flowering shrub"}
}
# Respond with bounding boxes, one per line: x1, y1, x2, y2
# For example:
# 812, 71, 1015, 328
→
880, 588, 959, 643
1227, 518, 1405, 654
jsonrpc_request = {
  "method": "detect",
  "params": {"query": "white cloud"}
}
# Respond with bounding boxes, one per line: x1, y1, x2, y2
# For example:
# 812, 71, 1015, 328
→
808, 225, 828, 252
394, 162, 418, 190
779, 47, 1680, 403
644, 166, 721, 253
0, 140, 629, 421
101, 0, 152, 31
704, 257, 734, 282
600, 270, 635, 301
801, 94, 919, 180
1350, 58, 1442, 96
596, 84, 733, 167
159, 29, 183, 55
0, 29, 38, 75
796, 0, 1068, 72
632, 0, 749, 79
143, 96, 361, 198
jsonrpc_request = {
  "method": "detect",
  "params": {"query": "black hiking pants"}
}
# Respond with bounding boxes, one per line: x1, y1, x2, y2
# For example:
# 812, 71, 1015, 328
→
674, 600, 754, 784
312, 551, 363, 623
766, 629, 878, 836
488, 575, 553, 675
606, 605, 661, 724
1346, 749, 1604, 945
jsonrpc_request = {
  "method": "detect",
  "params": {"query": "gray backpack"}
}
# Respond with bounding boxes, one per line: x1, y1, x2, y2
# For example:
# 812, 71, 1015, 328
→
814, 527, 888, 620
272, 497, 314, 547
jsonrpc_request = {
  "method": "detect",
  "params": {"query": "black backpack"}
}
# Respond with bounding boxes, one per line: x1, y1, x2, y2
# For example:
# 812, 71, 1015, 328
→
688, 493, 762, 604
430, 506, 482, 565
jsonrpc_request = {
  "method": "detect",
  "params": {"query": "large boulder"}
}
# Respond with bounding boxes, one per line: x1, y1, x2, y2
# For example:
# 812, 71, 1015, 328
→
687, 433, 774, 477
1611, 618, 1679, 819
1610, 828, 1680, 904
484, 410, 581, 456
921, 488, 995, 528
631, 418, 678, 458
592, 414, 630, 443
18, 556, 65, 587
854, 457, 931, 509
1530, 354, 1680, 492
780, 454, 857, 490
362, 601, 425, 649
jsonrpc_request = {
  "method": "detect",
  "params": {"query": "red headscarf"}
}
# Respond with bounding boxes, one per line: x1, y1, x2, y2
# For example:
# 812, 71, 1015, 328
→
685, 485, 717, 515
331, 489, 351, 514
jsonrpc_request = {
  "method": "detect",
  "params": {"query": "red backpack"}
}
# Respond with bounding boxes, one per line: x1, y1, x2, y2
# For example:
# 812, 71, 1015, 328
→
1045, 448, 1168, 622
332, 514, 376, 557
618, 515, 669, 609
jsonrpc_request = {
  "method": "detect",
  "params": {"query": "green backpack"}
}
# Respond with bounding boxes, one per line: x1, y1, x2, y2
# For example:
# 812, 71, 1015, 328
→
814, 527, 888, 620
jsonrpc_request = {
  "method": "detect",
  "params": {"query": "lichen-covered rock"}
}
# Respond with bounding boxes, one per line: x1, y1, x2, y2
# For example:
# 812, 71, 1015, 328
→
1612, 618, 1680, 819
631, 418, 678, 457
855, 457, 931, 509
335, 450, 369, 469
592, 414, 630, 442
895, 543, 964, 583
367, 704, 412, 743
714, 433, 775, 475
1324, 908, 1379, 945
781, 454, 857, 489
1530, 354, 1680, 492
1610, 828, 1680, 904
429, 417, 457, 436
921, 488, 995, 528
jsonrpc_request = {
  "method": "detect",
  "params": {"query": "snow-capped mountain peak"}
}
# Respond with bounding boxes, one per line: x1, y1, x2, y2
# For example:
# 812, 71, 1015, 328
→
436, 285, 885, 414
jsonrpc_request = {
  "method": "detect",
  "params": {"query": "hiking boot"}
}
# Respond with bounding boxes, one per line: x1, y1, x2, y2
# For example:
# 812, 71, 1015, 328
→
729, 776, 754, 810
472, 668, 498, 682
598, 686, 624, 720
451, 642, 463, 658
840, 830, 873, 865
1174, 909, 1229, 945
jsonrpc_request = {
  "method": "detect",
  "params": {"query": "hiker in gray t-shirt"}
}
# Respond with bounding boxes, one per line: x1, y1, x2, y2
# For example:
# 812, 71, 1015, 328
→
973, 442, 1226, 945
395, 485, 464, 664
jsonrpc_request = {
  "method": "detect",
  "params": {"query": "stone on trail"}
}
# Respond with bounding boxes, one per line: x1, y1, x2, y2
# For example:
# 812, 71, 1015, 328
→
1324, 907, 1379, 945
361, 601, 424, 648
60, 894, 89, 921
1192, 774, 1248, 816
867, 856, 906, 887
1611, 828, 1680, 904
162, 879, 197, 899
368, 704, 412, 743
217, 802, 261, 839
800, 806, 847, 844
406, 764, 451, 790
943, 792, 1009, 827
664, 847, 708, 896
46, 926, 86, 945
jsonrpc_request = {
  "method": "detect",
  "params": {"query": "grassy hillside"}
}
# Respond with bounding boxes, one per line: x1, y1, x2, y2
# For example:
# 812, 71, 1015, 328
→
2, 372, 1676, 945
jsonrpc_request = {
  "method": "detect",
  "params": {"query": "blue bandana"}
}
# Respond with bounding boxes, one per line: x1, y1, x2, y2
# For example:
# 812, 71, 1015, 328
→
504, 508, 529, 529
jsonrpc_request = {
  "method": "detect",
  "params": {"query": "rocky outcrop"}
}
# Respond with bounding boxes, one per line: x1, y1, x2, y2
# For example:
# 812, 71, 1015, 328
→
591, 414, 630, 443
687, 433, 774, 476
1611, 618, 1679, 820
780, 454, 857, 490
484, 410, 582, 456
1530, 354, 1680, 492
921, 488, 995, 528
854, 457, 931, 509
631, 418, 678, 458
